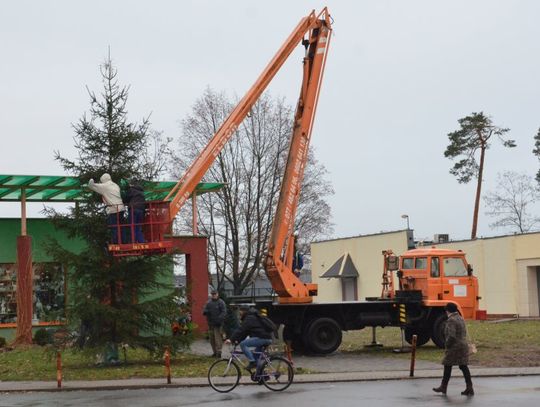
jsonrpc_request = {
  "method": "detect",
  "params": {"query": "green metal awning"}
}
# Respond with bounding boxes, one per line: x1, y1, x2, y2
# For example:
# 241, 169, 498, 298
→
0, 174, 224, 203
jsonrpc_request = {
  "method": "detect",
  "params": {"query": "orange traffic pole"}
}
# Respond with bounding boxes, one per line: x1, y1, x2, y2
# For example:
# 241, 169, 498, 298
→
284, 343, 294, 365
409, 335, 417, 377
56, 351, 62, 388
164, 346, 171, 384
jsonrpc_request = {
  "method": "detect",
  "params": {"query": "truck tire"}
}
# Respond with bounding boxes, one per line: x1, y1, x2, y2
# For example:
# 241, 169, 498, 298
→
304, 317, 342, 355
431, 313, 447, 349
404, 326, 431, 347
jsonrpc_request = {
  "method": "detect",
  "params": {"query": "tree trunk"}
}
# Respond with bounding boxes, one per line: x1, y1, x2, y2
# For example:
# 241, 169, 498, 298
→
13, 236, 33, 345
471, 146, 486, 239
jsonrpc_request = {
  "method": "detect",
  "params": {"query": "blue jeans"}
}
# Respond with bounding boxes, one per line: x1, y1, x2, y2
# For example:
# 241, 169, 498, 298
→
240, 337, 272, 363
107, 212, 125, 244
127, 208, 146, 243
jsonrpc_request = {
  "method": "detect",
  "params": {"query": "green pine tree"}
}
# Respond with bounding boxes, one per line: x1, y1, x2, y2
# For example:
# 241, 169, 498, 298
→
45, 56, 190, 360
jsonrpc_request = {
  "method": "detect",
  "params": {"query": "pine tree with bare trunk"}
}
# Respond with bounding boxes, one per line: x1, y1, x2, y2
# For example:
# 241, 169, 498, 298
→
444, 112, 515, 239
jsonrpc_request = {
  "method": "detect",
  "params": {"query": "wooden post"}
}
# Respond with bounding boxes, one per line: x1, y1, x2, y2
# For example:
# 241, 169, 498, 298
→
409, 334, 417, 377
164, 347, 171, 384
56, 351, 62, 388
21, 188, 27, 236
191, 193, 198, 235
13, 235, 33, 345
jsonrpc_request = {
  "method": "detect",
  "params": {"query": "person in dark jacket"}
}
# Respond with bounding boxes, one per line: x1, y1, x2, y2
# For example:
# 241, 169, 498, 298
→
123, 180, 146, 243
203, 290, 227, 358
225, 305, 272, 370
433, 302, 474, 396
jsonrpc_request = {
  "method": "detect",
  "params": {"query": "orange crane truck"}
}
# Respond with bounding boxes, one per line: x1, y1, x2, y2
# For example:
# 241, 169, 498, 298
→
258, 247, 483, 354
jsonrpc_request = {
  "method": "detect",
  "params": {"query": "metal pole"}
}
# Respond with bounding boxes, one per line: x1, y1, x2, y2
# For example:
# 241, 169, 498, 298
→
56, 351, 62, 388
164, 346, 171, 384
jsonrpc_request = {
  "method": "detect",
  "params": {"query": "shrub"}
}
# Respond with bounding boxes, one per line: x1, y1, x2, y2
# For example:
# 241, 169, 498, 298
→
0, 336, 6, 348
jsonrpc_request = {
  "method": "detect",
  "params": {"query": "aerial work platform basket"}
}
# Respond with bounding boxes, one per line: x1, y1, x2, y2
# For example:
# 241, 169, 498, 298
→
107, 201, 174, 257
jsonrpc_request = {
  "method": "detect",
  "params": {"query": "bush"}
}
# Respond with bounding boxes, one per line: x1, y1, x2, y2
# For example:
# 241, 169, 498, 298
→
33, 328, 53, 346
0, 336, 6, 348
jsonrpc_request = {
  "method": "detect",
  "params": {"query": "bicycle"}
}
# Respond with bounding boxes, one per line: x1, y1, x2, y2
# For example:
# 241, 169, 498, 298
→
207, 343, 294, 393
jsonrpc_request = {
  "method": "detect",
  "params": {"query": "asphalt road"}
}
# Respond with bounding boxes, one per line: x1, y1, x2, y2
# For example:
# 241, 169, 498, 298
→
1, 376, 538, 407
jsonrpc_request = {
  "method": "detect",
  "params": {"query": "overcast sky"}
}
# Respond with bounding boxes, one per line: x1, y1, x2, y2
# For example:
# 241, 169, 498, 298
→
2, 0, 540, 242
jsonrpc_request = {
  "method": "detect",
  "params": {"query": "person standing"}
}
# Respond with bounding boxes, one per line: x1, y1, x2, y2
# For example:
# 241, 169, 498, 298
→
88, 173, 125, 244
203, 290, 227, 358
433, 302, 474, 396
123, 180, 146, 243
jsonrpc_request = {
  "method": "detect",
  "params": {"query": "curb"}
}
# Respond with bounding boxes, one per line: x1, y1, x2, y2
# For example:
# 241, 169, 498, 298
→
1, 367, 540, 393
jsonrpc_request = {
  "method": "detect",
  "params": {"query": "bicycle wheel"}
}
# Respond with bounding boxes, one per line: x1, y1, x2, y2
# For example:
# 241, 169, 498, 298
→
208, 358, 241, 393
260, 356, 294, 391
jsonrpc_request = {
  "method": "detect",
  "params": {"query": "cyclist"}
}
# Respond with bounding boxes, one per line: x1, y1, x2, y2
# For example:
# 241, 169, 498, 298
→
225, 305, 273, 370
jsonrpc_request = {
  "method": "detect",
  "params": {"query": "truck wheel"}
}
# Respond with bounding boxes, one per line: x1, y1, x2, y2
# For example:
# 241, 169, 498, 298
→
404, 327, 431, 347
431, 313, 447, 348
304, 317, 342, 355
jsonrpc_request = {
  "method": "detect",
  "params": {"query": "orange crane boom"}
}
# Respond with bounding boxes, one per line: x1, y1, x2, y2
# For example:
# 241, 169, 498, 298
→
164, 8, 332, 226
109, 8, 332, 266
264, 10, 332, 304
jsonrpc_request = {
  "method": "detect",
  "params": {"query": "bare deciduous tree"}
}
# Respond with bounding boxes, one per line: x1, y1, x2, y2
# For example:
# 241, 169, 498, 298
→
484, 171, 540, 233
172, 88, 333, 294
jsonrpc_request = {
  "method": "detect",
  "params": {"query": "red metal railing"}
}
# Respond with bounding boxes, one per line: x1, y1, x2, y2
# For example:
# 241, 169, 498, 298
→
107, 201, 174, 256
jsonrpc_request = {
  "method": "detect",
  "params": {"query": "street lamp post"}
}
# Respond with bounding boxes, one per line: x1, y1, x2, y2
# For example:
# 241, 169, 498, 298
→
401, 214, 410, 230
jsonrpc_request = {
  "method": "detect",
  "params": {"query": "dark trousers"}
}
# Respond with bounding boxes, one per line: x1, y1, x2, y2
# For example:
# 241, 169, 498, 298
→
443, 364, 472, 384
127, 208, 146, 243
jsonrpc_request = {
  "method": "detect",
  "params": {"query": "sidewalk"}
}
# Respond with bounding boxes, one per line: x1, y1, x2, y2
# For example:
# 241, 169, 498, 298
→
1, 366, 540, 393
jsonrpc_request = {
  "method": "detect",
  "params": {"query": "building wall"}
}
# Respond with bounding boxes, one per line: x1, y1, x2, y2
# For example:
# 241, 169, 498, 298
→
312, 228, 540, 317
312, 230, 409, 302
0, 218, 86, 341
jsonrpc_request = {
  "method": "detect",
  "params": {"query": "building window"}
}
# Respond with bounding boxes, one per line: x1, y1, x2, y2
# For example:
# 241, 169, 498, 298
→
0, 262, 65, 325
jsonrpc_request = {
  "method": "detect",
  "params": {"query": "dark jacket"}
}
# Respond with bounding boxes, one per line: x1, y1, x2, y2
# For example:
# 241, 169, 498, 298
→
124, 185, 146, 211
230, 309, 273, 343
441, 312, 469, 366
203, 298, 226, 327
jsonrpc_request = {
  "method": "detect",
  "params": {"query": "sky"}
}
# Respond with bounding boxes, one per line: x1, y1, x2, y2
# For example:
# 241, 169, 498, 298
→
1, 0, 540, 242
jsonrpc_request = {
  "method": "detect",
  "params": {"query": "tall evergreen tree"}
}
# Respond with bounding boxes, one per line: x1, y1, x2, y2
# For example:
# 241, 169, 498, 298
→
46, 56, 188, 358
444, 112, 515, 239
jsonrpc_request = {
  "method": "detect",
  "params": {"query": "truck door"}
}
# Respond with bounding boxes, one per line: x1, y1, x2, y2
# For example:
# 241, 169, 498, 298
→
441, 257, 475, 317
427, 256, 443, 300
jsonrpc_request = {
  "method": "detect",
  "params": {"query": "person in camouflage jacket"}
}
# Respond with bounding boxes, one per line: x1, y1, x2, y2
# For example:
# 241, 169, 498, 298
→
433, 302, 474, 396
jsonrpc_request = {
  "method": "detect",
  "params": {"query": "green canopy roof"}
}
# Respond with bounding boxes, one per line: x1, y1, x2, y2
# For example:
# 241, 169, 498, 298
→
0, 174, 224, 203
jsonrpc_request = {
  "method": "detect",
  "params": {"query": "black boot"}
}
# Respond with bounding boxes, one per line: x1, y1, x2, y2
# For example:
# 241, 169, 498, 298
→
432, 380, 448, 395
461, 380, 474, 396
460, 365, 474, 396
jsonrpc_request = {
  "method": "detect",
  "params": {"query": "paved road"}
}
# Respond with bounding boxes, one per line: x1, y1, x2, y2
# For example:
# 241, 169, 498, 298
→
1, 376, 538, 407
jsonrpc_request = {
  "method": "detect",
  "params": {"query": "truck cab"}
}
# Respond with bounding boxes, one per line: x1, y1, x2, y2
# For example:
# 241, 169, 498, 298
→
398, 248, 480, 320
